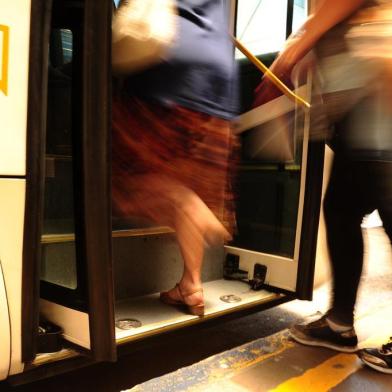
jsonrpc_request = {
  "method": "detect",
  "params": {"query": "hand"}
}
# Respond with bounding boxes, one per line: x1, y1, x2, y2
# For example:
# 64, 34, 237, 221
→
253, 72, 293, 108
253, 43, 298, 108
270, 37, 305, 78
252, 36, 310, 108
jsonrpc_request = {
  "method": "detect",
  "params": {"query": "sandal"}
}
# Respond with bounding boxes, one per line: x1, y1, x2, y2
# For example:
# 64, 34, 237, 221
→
160, 284, 205, 317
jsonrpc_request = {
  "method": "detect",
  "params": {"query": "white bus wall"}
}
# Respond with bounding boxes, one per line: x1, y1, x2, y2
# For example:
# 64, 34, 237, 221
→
0, 253, 11, 381
0, 179, 26, 376
0, 0, 31, 175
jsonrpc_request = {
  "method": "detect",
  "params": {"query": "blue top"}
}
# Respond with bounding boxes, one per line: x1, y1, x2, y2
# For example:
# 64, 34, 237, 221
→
124, 0, 238, 120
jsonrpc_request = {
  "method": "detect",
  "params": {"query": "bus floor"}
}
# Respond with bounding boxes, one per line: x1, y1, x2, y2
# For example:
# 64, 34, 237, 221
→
0, 226, 391, 392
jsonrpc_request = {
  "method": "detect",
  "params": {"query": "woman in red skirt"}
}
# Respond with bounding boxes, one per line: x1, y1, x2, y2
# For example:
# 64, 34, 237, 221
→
112, 0, 238, 316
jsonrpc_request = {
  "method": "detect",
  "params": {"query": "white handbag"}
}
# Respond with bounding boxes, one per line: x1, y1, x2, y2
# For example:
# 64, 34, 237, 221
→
112, 0, 177, 74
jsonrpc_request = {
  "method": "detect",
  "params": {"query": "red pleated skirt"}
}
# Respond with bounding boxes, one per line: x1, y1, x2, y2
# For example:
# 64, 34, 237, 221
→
112, 96, 238, 233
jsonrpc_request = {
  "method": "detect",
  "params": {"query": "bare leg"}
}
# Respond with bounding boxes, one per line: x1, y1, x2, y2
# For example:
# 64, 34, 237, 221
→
120, 174, 229, 309
163, 187, 229, 307
173, 206, 205, 306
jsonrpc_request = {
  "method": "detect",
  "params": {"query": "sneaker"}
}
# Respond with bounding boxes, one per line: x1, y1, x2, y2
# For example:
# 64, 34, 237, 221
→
289, 315, 358, 353
358, 338, 392, 374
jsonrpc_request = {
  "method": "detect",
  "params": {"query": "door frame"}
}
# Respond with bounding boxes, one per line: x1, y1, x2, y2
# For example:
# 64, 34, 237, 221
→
80, 0, 115, 362
22, 0, 116, 363
22, 0, 52, 363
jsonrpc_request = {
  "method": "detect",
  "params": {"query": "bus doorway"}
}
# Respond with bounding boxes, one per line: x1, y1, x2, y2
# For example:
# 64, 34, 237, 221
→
0, 0, 325, 383
97, 0, 322, 351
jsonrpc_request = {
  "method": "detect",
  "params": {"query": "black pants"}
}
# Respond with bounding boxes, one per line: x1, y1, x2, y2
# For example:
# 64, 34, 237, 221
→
324, 148, 392, 326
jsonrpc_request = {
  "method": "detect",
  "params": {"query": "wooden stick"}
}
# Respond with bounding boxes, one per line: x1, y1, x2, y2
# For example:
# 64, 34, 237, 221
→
233, 37, 311, 109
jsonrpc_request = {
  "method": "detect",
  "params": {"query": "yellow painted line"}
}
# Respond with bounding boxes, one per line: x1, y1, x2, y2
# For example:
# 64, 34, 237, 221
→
207, 338, 295, 385
228, 339, 295, 372
269, 354, 360, 392
0, 25, 9, 96
270, 321, 392, 392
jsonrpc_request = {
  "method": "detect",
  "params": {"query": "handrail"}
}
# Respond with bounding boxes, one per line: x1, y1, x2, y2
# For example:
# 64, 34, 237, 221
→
41, 227, 174, 244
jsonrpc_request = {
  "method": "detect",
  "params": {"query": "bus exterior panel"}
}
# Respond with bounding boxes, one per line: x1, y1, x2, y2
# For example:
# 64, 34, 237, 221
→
0, 179, 26, 378
0, 0, 31, 176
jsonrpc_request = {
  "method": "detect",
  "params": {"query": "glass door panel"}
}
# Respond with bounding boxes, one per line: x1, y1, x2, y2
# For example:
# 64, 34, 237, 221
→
226, 0, 323, 296
41, 27, 78, 291
235, 0, 289, 58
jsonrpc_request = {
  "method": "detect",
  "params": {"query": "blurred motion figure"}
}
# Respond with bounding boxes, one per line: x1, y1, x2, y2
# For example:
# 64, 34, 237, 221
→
256, 0, 392, 373
112, 0, 238, 317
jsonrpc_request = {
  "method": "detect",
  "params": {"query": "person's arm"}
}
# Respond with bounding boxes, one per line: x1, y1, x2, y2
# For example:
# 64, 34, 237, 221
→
267, 0, 367, 79
291, 0, 367, 58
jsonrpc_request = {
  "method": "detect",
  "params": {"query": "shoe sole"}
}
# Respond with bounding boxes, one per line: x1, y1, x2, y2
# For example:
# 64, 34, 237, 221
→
360, 358, 392, 374
289, 330, 358, 353
159, 294, 205, 317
